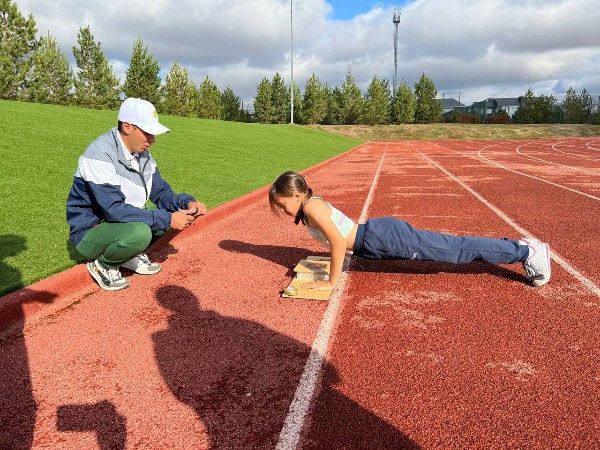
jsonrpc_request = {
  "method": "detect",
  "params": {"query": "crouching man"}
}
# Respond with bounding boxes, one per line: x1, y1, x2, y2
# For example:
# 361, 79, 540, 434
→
66, 97, 205, 291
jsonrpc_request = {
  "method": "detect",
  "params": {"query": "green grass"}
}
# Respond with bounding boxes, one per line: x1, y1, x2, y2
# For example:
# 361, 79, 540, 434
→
314, 123, 600, 141
0, 100, 361, 296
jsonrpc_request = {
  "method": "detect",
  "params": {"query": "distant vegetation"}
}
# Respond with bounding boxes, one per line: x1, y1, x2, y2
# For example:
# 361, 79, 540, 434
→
3, 0, 598, 127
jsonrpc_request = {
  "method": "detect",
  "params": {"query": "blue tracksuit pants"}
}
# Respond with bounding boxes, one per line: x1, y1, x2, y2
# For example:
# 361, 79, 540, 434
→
353, 217, 529, 264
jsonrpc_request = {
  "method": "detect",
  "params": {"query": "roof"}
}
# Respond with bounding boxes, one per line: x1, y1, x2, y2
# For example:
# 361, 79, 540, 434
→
436, 98, 465, 108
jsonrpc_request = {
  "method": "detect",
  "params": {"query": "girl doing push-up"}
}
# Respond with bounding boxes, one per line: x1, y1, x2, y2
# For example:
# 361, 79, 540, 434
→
268, 171, 551, 291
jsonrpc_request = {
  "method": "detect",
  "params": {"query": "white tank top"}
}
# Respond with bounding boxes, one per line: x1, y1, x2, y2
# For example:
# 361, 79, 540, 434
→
304, 197, 355, 247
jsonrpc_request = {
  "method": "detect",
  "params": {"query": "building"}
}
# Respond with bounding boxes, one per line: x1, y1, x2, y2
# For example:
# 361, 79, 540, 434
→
437, 97, 466, 114
469, 97, 521, 118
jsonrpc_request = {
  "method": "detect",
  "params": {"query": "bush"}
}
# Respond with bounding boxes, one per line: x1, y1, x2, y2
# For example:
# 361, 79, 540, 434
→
485, 110, 510, 124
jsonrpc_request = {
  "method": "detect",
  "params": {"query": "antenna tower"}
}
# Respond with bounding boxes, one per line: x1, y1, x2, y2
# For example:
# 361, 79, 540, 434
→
392, 7, 401, 95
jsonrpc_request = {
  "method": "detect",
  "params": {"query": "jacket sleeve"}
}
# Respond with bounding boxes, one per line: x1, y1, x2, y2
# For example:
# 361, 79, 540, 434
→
79, 155, 172, 230
149, 166, 195, 212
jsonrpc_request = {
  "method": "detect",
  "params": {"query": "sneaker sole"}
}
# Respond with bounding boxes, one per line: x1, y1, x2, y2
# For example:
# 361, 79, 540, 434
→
532, 243, 551, 287
86, 262, 130, 291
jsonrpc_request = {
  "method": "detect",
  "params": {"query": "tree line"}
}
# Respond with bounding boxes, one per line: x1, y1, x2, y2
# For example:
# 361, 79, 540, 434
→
1, 0, 443, 124
0, 0, 249, 121
3, 1, 597, 125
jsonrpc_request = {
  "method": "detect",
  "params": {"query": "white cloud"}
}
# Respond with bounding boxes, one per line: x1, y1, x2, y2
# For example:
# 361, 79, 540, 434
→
16, 0, 600, 106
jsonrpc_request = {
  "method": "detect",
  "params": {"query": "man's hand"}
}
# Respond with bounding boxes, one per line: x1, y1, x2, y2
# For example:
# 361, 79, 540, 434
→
171, 211, 195, 230
187, 201, 207, 218
300, 280, 334, 291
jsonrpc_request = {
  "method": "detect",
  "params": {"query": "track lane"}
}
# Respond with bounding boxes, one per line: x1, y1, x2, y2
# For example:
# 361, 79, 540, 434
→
304, 141, 600, 449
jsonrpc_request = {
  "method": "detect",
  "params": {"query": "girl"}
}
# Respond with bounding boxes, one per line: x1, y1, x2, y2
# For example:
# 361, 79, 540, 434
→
268, 171, 551, 291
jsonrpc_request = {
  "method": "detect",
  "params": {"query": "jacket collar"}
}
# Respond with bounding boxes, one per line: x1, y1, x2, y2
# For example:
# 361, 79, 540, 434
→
111, 128, 148, 169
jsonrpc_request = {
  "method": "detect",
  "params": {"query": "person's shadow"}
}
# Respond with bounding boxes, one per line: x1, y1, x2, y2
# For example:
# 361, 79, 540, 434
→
153, 285, 419, 449
0, 234, 56, 450
218, 239, 526, 283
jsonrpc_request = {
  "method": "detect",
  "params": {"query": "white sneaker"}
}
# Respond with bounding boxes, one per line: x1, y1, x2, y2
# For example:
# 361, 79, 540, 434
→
520, 238, 551, 287
121, 253, 161, 275
87, 259, 130, 291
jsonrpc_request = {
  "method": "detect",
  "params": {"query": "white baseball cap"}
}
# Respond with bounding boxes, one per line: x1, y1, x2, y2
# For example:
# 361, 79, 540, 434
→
118, 97, 170, 135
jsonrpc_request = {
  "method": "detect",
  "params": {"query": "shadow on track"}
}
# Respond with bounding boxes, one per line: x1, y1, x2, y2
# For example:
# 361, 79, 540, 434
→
0, 234, 56, 450
57, 401, 126, 450
153, 285, 419, 449
218, 239, 526, 283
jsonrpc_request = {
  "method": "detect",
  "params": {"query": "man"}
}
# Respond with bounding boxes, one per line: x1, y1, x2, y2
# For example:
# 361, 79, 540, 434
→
66, 97, 206, 291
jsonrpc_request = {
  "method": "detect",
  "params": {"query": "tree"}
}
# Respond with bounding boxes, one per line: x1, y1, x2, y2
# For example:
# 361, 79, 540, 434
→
26, 32, 72, 105
221, 85, 241, 121
302, 74, 327, 124
162, 62, 195, 117
0, 0, 37, 99
362, 75, 391, 125
513, 89, 556, 123
339, 70, 363, 124
196, 76, 221, 119
254, 77, 273, 123
271, 72, 289, 123
72, 26, 120, 109
323, 85, 342, 125
392, 82, 415, 124
414, 73, 442, 123
513, 88, 536, 123
579, 89, 594, 123
122, 38, 161, 107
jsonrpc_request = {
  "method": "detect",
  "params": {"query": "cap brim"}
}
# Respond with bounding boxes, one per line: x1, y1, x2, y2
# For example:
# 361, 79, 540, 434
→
138, 122, 170, 135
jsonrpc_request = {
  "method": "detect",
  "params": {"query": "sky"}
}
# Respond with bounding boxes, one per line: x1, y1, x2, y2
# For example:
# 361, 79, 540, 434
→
16, 0, 600, 107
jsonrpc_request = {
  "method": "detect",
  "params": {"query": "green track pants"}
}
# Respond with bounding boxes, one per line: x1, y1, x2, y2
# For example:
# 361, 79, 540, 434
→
75, 222, 164, 269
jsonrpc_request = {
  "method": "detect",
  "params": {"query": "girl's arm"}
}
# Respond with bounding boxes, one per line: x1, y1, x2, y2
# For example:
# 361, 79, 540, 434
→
303, 200, 347, 289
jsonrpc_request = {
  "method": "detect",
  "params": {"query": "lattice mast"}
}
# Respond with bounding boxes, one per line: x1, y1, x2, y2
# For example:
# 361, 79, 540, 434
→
392, 8, 401, 95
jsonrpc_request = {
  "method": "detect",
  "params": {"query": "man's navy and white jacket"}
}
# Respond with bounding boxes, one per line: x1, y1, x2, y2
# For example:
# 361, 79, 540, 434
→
66, 128, 194, 245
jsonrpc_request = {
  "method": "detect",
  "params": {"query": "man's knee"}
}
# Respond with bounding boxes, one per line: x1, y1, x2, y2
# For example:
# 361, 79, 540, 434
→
122, 222, 152, 252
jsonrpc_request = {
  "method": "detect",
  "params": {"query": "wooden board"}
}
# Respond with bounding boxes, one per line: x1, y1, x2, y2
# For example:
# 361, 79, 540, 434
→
282, 256, 333, 301
281, 277, 332, 301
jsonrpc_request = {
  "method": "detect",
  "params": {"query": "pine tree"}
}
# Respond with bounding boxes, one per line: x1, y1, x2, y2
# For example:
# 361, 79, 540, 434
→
254, 77, 273, 123
72, 26, 120, 109
513, 88, 536, 123
392, 82, 415, 124
196, 76, 221, 119
579, 89, 594, 123
162, 62, 195, 117
288, 82, 303, 124
339, 70, 363, 124
302, 74, 327, 124
26, 32, 72, 105
122, 38, 161, 107
0, 0, 37, 99
414, 73, 442, 123
323, 85, 342, 125
362, 75, 391, 125
271, 72, 289, 123
221, 85, 241, 121
532, 94, 556, 123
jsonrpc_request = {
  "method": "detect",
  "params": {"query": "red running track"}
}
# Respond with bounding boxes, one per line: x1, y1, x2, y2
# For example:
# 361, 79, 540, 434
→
1, 138, 599, 449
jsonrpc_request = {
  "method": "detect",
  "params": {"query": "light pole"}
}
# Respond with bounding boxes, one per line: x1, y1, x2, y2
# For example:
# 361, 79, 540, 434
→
290, 0, 294, 124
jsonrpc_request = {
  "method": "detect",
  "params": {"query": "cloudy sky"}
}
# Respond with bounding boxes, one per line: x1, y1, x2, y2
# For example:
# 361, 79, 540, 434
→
16, 0, 600, 106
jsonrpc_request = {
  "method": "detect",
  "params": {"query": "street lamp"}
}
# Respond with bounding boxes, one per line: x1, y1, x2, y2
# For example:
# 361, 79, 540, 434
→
290, 0, 294, 124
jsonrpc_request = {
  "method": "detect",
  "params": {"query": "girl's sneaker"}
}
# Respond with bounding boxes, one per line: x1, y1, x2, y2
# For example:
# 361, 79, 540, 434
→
87, 259, 130, 291
520, 238, 551, 286
121, 253, 161, 275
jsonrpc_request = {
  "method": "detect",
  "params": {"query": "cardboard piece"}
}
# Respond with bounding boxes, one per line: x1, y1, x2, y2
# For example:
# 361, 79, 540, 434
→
282, 256, 333, 301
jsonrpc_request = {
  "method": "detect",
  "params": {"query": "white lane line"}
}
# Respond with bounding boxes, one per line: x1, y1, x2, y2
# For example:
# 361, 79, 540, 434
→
515, 142, 600, 176
430, 140, 600, 200
551, 142, 600, 162
416, 148, 600, 298
585, 141, 600, 151
461, 142, 600, 201
275, 144, 388, 450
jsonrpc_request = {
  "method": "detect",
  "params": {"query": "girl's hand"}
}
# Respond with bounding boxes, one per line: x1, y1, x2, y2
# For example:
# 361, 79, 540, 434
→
301, 280, 334, 291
